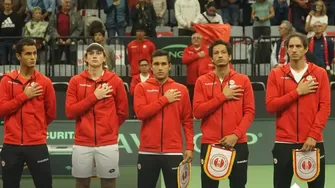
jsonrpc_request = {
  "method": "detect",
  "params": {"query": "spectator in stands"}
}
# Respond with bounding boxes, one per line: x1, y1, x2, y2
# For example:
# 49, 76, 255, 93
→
24, 6, 49, 65
175, 0, 200, 36
0, 0, 26, 18
57, 0, 77, 11
325, 0, 335, 25
130, 59, 152, 96
92, 28, 116, 72
305, 0, 328, 38
24, 7, 49, 45
104, 0, 129, 37
182, 33, 209, 103
251, 0, 274, 39
27, 0, 56, 20
131, 0, 157, 37
76, 0, 97, 9
84, 15, 105, 37
291, 0, 312, 34
193, 1, 223, 24
49, 0, 83, 65
220, 0, 240, 26
272, 0, 289, 25
151, 0, 167, 26
308, 21, 334, 72
127, 26, 156, 76
271, 20, 295, 68
0, 0, 22, 65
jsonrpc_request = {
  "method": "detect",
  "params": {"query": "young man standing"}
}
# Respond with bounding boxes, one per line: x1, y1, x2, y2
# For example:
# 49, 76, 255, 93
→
0, 38, 56, 188
266, 32, 330, 188
193, 40, 255, 188
127, 26, 156, 77
65, 43, 129, 188
134, 50, 194, 188
130, 59, 152, 96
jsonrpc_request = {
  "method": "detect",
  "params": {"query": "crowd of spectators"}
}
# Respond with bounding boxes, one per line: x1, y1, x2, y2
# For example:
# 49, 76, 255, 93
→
0, 0, 334, 70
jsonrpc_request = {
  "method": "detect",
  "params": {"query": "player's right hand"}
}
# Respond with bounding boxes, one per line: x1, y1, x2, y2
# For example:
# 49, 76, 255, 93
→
164, 89, 181, 103
24, 83, 43, 99
94, 84, 113, 100
296, 79, 319, 96
222, 84, 244, 100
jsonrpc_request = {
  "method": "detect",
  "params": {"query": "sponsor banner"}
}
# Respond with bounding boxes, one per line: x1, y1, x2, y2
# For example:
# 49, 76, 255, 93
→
1, 119, 335, 176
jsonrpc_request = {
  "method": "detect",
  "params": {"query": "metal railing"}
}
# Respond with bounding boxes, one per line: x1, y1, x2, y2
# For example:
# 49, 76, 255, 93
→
1, 36, 335, 79
0, 37, 48, 76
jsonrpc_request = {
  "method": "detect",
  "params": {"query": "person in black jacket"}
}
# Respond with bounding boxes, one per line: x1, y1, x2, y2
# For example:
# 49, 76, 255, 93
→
130, 0, 157, 38
0, 0, 22, 65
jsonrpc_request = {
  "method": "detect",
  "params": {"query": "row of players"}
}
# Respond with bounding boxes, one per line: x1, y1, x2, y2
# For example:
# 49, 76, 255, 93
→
0, 33, 329, 188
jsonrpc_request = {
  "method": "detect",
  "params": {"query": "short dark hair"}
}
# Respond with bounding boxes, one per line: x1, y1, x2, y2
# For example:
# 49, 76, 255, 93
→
284, 32, 308, 49
16, 38, 36, 55
139, 59, 149, 64
150, 50, 171, 63
209, 40, 232, 58
91, 28, 105, 37
206, 1, 216, 9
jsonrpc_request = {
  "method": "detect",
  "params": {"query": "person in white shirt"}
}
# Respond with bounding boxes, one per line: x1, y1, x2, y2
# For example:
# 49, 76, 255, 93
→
305, 0, 328, 38
193, 1, 223, 24
151, 0, 167, 26
175, 0, 200, 36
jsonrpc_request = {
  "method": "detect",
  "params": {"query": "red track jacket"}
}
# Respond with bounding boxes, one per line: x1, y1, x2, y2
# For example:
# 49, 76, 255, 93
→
0, 70, 56, 145
182, 45, 211, 85
133, 78, 194, 153
66, 70, 129, 146
127, 39, 156, 76
266, 63, 330, 143
193, 70, 255, 144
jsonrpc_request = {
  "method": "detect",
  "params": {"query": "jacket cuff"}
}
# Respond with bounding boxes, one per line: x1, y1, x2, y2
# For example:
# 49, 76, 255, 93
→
216, 93, 227, 103
160, 96, 170, 106
289, 89, 299, 100
232, 130, 242, 139
87, 93, 99, 104
308, 130, 321, 141
15, 92, 29, 103
186, 143, 194, 151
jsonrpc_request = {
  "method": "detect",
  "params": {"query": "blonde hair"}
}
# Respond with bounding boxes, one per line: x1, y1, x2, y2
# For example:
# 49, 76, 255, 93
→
315, 0, 327, 16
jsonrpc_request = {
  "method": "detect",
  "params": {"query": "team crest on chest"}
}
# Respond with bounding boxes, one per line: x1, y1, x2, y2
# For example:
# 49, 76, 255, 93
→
229, 80, 236, 88
306, 75, 313, 81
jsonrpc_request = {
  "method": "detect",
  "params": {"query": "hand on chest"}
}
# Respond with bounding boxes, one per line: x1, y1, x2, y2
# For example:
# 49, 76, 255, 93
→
78, 81, 116, 101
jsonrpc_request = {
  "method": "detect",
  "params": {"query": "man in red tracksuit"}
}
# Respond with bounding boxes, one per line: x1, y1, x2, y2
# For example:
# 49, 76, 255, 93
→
182, 33, 210, 103
266, 33, 330, 188
65, 43, 129, 188
127, 26, 156, 77
134, 50, 194, 188
0, 38, 56, 188
193, 40, 255, 188
130, 59, 152, 96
